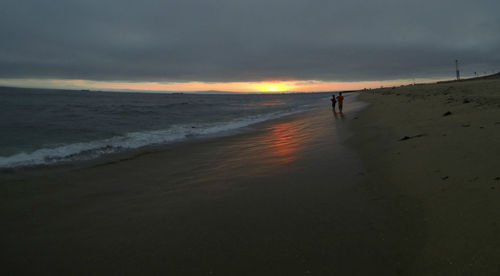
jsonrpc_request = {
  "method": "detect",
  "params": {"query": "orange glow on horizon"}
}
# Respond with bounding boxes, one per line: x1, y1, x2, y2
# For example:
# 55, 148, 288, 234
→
0, 78, 425, 93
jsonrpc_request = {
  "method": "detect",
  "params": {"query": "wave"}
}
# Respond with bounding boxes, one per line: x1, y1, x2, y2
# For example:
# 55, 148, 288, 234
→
0, 109, 307, 168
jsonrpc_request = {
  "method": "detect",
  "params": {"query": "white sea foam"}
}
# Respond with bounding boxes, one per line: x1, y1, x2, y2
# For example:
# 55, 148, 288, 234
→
0, 109, 305, 168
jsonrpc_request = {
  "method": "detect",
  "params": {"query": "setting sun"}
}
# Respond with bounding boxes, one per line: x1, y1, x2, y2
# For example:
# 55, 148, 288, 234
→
253, 82, 295, 92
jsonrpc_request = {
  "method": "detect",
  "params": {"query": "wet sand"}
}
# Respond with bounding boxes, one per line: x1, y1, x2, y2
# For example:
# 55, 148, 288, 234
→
1, 100, 415, 275
350, 76, 500, 274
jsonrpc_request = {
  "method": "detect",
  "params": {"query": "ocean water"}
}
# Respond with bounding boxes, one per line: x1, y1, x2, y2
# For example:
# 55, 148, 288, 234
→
0, 87, 332, 168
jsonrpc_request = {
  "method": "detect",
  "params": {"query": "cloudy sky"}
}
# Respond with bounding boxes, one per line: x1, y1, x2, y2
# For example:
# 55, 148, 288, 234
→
1, 0, 499, 91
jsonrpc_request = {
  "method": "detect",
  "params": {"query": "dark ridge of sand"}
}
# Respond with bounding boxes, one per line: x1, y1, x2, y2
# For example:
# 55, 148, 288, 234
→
349, 77, 500, 275
1, 102, 419, 275
437, 71, 500, 84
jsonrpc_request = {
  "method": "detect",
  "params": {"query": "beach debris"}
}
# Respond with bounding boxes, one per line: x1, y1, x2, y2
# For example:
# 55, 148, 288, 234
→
495, 177, 500, 181
442, 176, 449, 180
463, 99, 470, 104
443, 111, 452, 116
399, 133, 427, 141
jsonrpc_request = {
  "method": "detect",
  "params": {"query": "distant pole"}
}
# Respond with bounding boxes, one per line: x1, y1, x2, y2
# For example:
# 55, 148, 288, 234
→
455, 59, 460, 80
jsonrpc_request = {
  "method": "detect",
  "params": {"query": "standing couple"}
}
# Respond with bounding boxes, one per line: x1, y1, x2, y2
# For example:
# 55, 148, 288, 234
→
330, 92, 344, 112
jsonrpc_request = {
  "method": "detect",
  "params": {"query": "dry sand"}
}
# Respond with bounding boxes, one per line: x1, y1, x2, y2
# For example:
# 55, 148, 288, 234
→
349, 76, 500, 274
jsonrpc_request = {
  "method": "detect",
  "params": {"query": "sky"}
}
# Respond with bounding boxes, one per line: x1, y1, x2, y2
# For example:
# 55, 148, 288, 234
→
1, 0, 499, 92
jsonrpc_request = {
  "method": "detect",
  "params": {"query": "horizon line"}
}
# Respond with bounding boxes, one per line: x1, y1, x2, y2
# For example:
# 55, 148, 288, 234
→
0, 76, 459, 94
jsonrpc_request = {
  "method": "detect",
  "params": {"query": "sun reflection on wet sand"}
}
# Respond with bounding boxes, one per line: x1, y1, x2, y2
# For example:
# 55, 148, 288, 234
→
192, 111, 333, 192
264, 121, 304, 164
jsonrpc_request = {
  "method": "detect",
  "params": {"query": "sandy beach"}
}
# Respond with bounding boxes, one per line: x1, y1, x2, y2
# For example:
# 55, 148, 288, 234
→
350, 75, 500, 274
2, 76, 500, 275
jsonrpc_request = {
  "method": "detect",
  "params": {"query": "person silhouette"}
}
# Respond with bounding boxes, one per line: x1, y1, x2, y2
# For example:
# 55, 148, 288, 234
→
336, 92, 344, 112
330, 94, 337, 111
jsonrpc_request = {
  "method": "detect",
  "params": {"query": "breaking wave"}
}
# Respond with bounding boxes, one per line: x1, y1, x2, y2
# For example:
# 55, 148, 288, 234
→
0, 109, 306, 168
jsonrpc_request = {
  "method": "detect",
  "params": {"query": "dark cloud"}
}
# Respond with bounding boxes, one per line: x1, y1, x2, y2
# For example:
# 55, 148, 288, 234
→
1, 0, 499, 82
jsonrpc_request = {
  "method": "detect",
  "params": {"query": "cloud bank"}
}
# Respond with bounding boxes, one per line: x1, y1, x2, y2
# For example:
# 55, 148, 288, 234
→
1, 0, 499, 82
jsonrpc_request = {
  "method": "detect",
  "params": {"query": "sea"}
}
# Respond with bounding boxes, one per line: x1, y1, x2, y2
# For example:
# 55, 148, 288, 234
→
0, 86, 333, 168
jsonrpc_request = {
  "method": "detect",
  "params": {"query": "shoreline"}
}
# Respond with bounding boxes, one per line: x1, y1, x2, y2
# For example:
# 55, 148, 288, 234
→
348, 77, 500, 274
0, 108, 320, 170
0, 88, 333, 170
1, 93, 367, 172
2, 99, 410, 275
0, 105, 325, 175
